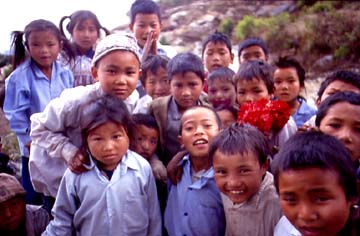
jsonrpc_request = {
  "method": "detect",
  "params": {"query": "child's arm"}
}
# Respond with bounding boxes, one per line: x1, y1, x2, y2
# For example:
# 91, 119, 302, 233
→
166, 150, 188, 185
149, 154, 167, 183
141, 31, 157, 62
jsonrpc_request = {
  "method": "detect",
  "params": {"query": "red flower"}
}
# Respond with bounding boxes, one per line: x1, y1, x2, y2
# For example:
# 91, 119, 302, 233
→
237, 99, 291, 133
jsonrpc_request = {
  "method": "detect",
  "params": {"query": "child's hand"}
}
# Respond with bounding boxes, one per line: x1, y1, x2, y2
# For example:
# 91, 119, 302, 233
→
25, 141, 32, 152
141, 31, 157, 62
167, 150, 187, 185
68, 151, 89, 174
150, 158, 167, 183
297, 124, 319, 133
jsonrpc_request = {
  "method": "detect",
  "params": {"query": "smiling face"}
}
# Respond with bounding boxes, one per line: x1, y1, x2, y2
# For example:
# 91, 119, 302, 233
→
274, 67, 302, 104
278, 168, 354, 236
87, 121, 129, 171
179, 107, 220, 158
170, 72, 204, 111
203, 41, 233, 72
92, 50, 140, 100
319, 102, 360, 162
208, 79, 236, 108
130, 13, 162, 48
236, 78, 271, 105
72, 18, 99, 54
27, 30, 61, 71
213, 149, 267, 204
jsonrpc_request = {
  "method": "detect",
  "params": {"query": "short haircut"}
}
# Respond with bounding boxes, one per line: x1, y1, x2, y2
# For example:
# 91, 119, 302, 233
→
275, 56, 305, 88
131, 113, 159, 132
167, 52, 205, 82
201, 31, 232, 56
209, 123, 270, 166
317, 70, 360, 99
234, 60, 274, 94
140, 54, 170, 86
315, 91, 360, 127
130, 0, 161, 24
271, 131, 358, 201
80, 95, 133, 141
238, 37, 269, 58
180, 105, 222, 134
207, 67, 236, 86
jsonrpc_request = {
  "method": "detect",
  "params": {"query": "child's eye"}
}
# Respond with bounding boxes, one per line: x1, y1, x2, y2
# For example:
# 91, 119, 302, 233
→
214, 169, 227, 175
184, 126, 194, 132
281, 196, 297, 204
314, 196, 331, 203
126, 70, 136, 76
328, 123, 341, 129
150, 139, 157, 145
237, 91, 245, 95
238, 169, 250, 174
189, 82, 198, 87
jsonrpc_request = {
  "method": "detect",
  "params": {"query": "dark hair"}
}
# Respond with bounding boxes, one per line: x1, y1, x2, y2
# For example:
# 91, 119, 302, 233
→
234, 60, 274, 94
317, 70, 360, 100
131, 113, 159, 132
315, 91, 360, 127
271, 131, 358, 201
238, 37, 269, 58
11, 19, 75, 70
167, 52, 205, 82
201, 31, 232, 56
207, 67, 235, 86
130, 0, 161, 25
215, 104, 238, 119
209, 123, 270, 166
275, 56, 305, 88
140, 54, 170, 86
80, 95, 133, 142
180, 105, 222, 134
59, 10, 110, 42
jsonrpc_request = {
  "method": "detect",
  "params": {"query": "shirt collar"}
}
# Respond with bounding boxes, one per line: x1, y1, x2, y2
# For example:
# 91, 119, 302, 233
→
181, 154, 214, 189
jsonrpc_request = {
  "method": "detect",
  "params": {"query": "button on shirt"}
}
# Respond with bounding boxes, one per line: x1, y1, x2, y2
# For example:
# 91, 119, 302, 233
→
164, 154, 226, 236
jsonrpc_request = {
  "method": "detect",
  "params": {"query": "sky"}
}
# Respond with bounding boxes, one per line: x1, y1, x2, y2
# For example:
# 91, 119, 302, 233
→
0, 0, 137, 54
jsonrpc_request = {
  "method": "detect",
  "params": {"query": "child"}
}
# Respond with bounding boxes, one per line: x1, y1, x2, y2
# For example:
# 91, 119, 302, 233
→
149, 52, 210, 165
274, 56, 317, 127
238, 37, 269, 64
4, 19, 75, 204
304, 70, 360, 127
207, 67, 237, 109
133, 54, 171, 114
235, 60, 297, 153
0, 173, 50, 236
315, 91, 360, 167
43, 96, 161, 235
164, 105, 226, 236
129, 0, 177, 96
272, 131, 359, 236
59, 10, 110, 86
215, 105, 238, 129
202, 31, 234, 73
209, 123, 282, 236
29, 33, 141, 198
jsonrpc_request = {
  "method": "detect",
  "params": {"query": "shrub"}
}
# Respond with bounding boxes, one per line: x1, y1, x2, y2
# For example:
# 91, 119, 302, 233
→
219, 18, 234, 38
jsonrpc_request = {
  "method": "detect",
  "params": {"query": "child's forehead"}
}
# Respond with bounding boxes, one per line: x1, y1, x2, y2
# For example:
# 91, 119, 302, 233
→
134, 13, 160, 23
182, 107, 217, 122
135, 124, 159, 134
146, 66, 167, 77
241, 44, 265, 54
205, 41, 230, 49
171, 72, 202, 82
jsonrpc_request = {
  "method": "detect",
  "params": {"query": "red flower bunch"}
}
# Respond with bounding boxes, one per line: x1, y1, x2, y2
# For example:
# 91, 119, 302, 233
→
237, 99, 291, 133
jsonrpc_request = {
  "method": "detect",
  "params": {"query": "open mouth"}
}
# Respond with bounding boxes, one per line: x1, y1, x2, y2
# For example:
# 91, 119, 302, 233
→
193, 139, 208, 146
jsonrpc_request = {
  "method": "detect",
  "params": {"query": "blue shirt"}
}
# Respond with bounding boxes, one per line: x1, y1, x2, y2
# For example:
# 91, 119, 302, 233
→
292, 97, 317, 128
4, 59, 74, 156
164, 155, 226, 236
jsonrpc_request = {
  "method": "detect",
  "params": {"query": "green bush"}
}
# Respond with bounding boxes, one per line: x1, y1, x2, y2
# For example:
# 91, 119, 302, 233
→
307, 1, 334, 13
219, 18, 234, 38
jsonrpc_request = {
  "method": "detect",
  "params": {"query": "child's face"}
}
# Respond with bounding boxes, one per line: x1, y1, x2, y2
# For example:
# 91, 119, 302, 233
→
278, 168, 355, 236
144, 67, 170, 99
236, 78, 271, 105
319, 102, 360, 162
208, 79, 236, 108
92, 50, 140, 100
87, 121, 129, 171
130, 124, 159, 161
217, 109, 236, 129
129, 13, 162, 48
203, 41, 233, 72
72, 19, 99, 54
274, 67, 301, 104
213, 150, 267, 204
0, 196, 26, 232
27, 30, 61, 70
317, 80, 360, 106
238, 45, 267, 64
179, 107, 219, 158
170, 72, 204, 110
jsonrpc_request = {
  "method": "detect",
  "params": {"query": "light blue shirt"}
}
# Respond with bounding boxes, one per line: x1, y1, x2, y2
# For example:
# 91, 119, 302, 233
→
4, 59, 74, 156
274, 216, 301, 236
164, 154, 226, 236
292, 97, 317, 128
44, 150, 162, 236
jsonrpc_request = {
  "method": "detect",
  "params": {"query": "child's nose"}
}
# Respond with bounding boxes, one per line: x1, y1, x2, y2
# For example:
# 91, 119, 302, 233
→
297, 203, 317, 222
338, 128, 353, 144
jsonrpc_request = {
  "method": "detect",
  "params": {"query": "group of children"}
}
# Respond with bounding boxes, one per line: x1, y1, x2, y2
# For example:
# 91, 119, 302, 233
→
1, 0, 359, 235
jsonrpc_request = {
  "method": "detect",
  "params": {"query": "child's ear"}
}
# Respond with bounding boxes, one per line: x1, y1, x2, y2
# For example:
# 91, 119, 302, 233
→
261, 157, 270, 174
91, 66, 99, 82
230, 52, 234, 64
129, 23, 134, 32
178, 135, 184, 149
315, 97, 321, 108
